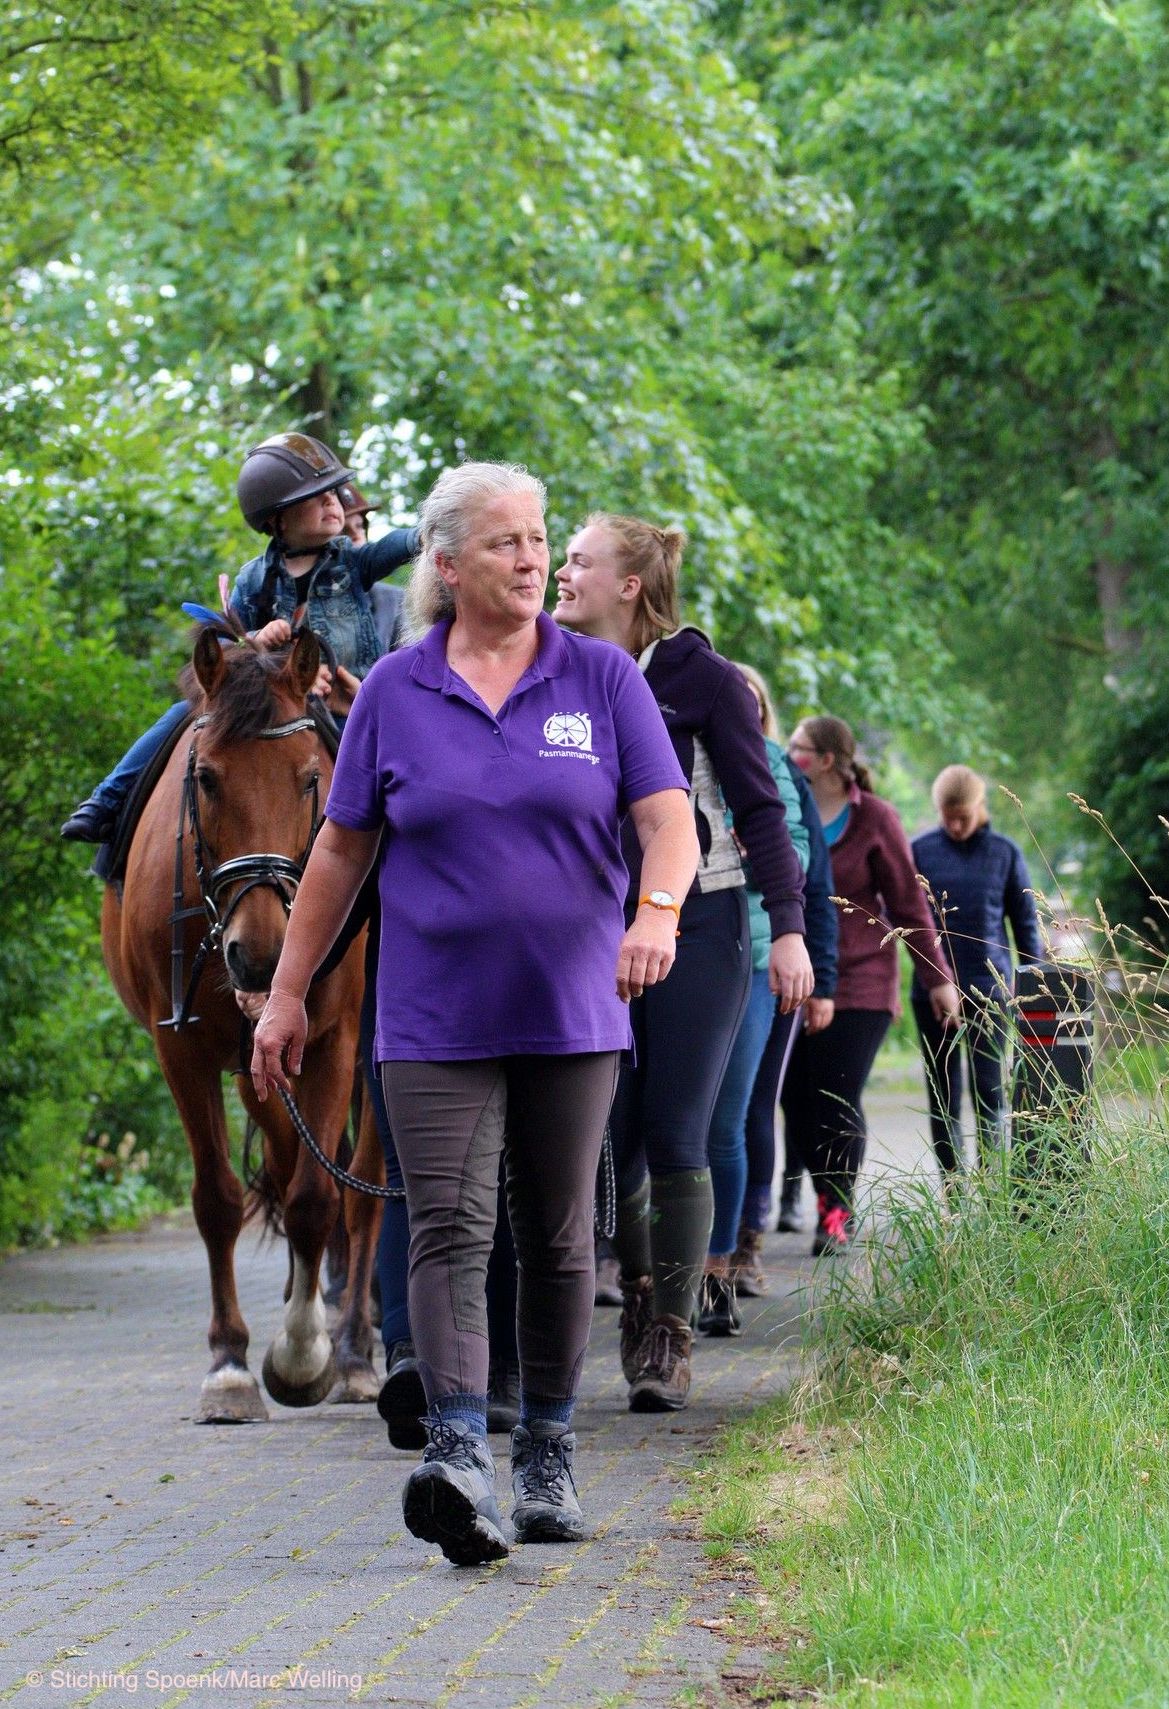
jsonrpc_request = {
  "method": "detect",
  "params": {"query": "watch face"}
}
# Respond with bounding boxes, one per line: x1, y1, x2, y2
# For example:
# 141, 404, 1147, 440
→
648, 891, 675, 906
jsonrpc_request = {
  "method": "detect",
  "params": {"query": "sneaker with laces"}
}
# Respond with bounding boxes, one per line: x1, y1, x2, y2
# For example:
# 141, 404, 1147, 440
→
811, 1201, 851, 1256
696, 1272, 742, 1337
377, 1339, 427, 1450
628, 1314, 693, 1412
510, 1422, 588, 1542
618, 1274, 654, 1382
401, 1417, 508, 1565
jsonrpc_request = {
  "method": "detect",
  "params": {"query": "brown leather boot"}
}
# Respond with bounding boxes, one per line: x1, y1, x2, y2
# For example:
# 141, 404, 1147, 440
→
618, 1274, 654, 1383
729, 1223, 768, 1297
628, 1314, 693, 1413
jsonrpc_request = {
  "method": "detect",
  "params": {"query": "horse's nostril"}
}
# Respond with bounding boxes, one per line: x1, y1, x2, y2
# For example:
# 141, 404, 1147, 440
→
224, 940, 279, 993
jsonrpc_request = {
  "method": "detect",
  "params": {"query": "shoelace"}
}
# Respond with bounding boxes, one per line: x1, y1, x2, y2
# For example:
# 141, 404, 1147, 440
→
640, 1320, 684, 1378
423, 1421, 487, 1466
517, 1435, 577, 1501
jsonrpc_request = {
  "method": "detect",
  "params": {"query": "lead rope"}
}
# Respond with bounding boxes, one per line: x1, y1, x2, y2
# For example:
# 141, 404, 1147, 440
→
594, 1125, 616, 1240
273, 1078, 615, 1234
248, 1027, 615, 1228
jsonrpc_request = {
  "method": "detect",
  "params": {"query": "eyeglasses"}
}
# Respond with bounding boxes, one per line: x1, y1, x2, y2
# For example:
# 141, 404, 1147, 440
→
788, 741, 820, 756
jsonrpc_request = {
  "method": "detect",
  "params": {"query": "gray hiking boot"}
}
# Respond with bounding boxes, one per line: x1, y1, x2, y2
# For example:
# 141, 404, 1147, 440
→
401, 1416, 508, 1566
510, 1422, 588, 1543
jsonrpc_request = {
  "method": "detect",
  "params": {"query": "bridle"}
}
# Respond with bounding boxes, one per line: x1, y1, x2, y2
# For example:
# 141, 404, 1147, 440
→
160, 714, 321, 1030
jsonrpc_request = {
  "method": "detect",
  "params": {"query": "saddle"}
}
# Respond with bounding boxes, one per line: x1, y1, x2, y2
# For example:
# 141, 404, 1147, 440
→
92, 700, 342, 895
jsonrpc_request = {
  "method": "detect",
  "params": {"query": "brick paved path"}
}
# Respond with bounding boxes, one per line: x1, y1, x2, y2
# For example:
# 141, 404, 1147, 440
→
0, 1091, 931, 1709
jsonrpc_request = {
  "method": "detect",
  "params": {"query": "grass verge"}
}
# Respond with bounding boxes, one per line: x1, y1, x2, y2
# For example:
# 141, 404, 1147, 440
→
695, 1087, 1169, 1706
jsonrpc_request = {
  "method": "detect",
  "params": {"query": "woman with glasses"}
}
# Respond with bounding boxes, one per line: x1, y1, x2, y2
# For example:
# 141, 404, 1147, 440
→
782, 716, 959, 1253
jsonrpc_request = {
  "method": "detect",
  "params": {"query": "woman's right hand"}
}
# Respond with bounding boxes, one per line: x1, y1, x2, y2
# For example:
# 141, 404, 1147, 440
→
250, 988, 308, 1100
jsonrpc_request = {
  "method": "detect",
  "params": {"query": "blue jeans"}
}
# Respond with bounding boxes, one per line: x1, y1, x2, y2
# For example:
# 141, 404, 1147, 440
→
706, 970, 776, 1255
91, 700, 192, 811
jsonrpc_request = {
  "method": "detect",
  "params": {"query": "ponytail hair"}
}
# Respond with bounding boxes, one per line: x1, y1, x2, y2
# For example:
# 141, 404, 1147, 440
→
583, 512, 684, 657
802, 714, 872, 791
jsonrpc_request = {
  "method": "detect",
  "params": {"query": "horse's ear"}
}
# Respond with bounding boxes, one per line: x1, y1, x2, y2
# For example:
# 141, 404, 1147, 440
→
192, 628, 227, 698
288, 629, 321, 701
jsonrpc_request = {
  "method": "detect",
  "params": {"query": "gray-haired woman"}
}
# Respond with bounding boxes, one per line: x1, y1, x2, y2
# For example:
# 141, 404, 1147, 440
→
252, 461, 697, 1566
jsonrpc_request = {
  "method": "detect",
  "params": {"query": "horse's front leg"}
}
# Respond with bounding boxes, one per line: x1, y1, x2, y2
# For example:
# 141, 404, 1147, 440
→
331, 1087, 385, 1403
156, 1036, 269, 1423
245, 1047, 345, 1409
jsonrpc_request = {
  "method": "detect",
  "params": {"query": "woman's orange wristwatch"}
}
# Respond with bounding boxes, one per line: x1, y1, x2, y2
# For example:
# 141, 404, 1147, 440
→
638, 891, 682, 934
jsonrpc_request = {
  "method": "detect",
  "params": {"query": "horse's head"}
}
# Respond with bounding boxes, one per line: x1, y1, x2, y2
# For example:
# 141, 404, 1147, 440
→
188, 627, 327, 995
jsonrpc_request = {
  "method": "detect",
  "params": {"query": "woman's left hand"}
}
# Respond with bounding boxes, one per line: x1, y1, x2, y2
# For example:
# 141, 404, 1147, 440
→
250, 988, 309, 1100
768, 933, 815, 1014
616, 909, 679, 1002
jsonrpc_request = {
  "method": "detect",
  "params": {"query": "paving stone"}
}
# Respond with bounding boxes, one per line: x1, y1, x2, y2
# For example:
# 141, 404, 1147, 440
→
0, 1092, 933, 1707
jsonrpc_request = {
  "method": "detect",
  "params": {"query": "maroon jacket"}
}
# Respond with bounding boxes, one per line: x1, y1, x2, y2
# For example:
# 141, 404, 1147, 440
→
829, 785, 953, 1014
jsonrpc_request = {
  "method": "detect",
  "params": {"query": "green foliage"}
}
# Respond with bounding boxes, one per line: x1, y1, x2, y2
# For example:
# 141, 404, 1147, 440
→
1083, 680, 1169, 950
722, 0, 1169, 786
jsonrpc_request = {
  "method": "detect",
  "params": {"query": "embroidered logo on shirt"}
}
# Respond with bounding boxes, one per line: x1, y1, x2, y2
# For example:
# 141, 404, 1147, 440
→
540, 712, 600, 765
542, 713, 593, 751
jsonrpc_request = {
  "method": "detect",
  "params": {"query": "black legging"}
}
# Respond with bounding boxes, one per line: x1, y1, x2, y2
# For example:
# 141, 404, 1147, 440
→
912, 995, 1008, 1174
780, 1008, 890, 1216
608, 887, 751, 1190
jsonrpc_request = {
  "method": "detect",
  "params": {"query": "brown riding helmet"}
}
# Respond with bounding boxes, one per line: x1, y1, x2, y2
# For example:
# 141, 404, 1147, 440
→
338, 481, 377, 520
237, 432, 354, 535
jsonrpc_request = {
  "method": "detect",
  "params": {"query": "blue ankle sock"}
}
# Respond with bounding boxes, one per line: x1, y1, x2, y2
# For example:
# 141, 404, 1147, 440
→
519, 1393, 575, 1429
432, 1393, 488, 1438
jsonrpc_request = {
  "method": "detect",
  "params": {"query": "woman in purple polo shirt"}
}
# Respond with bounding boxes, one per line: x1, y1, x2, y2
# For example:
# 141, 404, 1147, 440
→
554, 515, 813, 1412
251, 463, 697, 1568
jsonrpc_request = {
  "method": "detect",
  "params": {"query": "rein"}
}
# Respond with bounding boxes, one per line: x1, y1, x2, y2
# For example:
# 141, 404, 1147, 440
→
160, 714, 320, 1030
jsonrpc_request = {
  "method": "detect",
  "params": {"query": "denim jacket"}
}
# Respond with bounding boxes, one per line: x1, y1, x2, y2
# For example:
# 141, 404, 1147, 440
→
230, 527, 420, 679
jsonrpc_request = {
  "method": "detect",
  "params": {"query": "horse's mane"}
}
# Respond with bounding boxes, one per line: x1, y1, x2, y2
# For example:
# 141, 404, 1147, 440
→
178, 617, 307, 746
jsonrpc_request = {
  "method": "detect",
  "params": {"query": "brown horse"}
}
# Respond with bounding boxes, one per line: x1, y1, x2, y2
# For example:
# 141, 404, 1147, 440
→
101, 626, 384, 1422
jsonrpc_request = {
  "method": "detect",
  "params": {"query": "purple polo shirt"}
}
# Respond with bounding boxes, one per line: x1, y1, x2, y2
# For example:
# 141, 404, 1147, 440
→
326, 612, 687, 1060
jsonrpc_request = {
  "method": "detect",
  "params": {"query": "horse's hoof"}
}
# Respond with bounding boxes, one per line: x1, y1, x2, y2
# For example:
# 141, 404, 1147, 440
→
197, 1366, 270, 1424
261, 1343, 337, 1409
327, 1365, 380, 1405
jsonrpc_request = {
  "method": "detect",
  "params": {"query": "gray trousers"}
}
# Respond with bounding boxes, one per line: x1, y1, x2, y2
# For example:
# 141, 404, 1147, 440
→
380, 1053, 620, 1406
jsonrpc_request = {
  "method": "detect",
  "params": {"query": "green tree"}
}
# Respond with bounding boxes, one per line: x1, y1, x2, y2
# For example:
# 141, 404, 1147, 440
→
724, 0, 1169, 774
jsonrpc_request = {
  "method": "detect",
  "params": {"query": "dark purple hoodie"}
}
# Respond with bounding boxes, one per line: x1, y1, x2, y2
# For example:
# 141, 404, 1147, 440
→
621, 628, 806, 939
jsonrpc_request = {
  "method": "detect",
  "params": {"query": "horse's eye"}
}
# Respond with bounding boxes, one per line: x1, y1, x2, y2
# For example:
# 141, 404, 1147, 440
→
303, 774, 320, 796
196, 770, 219, 797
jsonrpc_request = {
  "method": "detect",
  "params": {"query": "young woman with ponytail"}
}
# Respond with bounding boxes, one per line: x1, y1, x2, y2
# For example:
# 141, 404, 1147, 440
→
782, 716, 960, 1252
554, 515, 812, 1410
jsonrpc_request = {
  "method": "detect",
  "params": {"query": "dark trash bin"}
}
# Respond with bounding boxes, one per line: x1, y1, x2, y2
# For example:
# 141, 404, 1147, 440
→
1011, 961, 1094, 1181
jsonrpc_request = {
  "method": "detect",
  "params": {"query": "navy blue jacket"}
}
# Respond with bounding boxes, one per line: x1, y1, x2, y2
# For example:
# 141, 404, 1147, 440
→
910, 821, 1043, 998
788, 757, 838, 998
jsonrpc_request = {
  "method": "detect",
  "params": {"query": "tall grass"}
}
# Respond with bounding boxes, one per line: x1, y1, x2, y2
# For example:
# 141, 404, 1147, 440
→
699, 812, 1169, 1706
